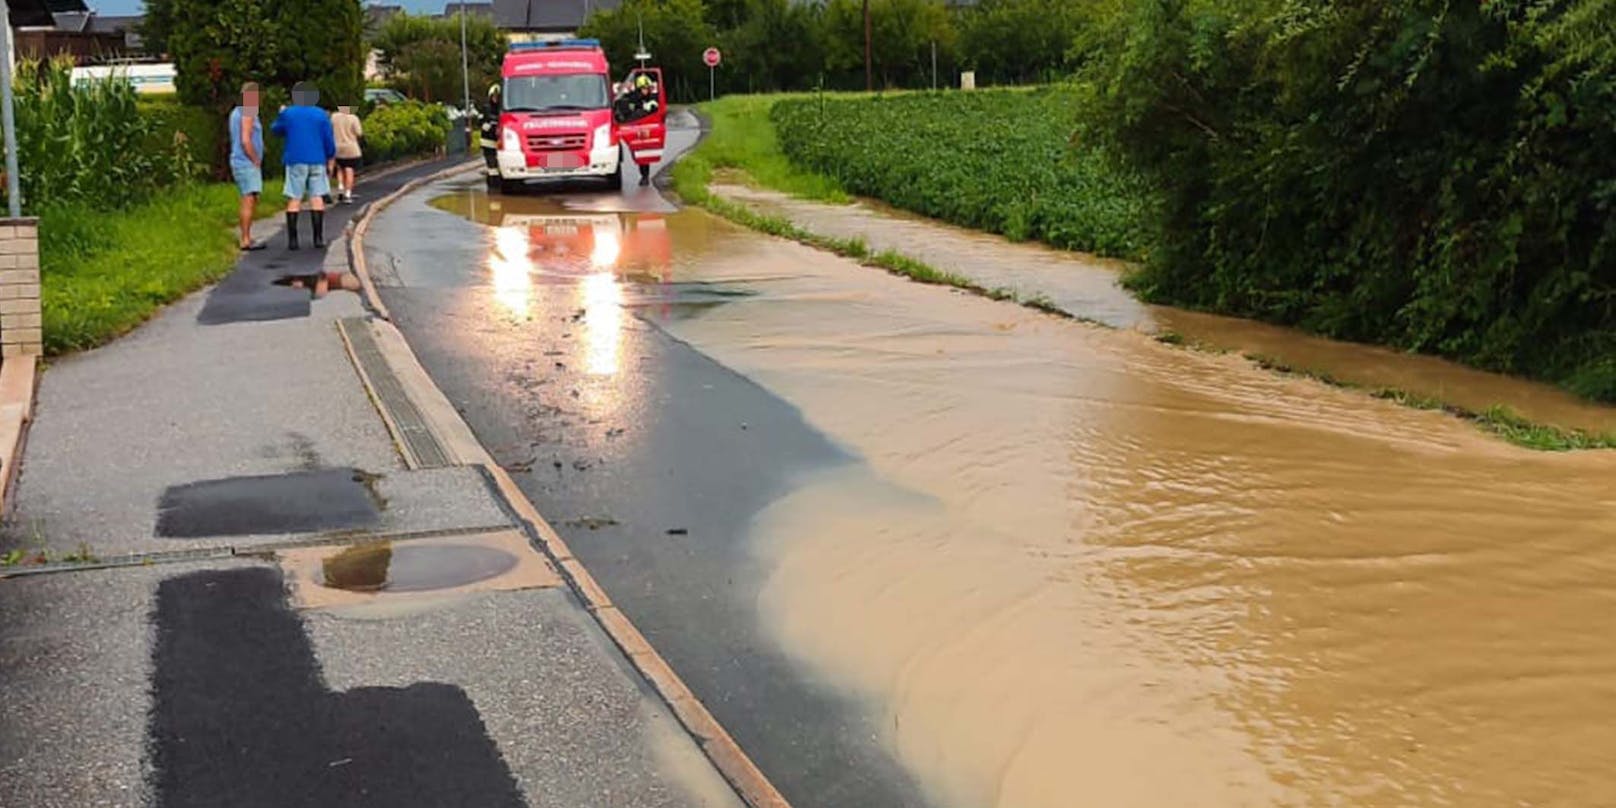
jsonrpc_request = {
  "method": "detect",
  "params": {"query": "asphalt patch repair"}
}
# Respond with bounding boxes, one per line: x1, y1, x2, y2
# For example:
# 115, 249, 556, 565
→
147, 566, 526, 807
155, 468, 383, 538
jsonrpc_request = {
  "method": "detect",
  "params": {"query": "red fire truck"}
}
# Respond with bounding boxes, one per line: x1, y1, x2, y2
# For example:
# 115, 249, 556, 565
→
485, 39, 667, 194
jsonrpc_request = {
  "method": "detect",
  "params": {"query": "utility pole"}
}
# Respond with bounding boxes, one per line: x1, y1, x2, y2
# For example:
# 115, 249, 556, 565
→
863, 0, 872, 92
931, 40, 936, 91
1, 0, 19, 217
459, 6, 473, 156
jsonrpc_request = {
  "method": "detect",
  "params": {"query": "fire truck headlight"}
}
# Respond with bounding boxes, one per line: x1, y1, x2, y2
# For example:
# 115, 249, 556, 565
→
501, 127, 521, 152
593, 123, 613, 150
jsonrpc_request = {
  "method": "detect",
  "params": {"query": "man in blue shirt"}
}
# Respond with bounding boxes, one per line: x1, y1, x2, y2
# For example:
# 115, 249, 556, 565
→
228, 81, 266, 251
270, 81, 337, 252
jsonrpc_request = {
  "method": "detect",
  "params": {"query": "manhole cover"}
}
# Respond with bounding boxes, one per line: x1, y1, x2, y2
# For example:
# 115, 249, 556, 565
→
318, 544, 518, 593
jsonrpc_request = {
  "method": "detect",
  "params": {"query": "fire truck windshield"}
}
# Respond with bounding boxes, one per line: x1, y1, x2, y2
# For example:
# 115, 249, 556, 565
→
503, 74, 609, 112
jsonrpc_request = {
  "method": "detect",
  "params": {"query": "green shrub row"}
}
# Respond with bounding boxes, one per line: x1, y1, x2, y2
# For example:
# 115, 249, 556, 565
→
359, 100, 451, 165
1079, 0, 1616, 402
770, 89, 1152, 259
139, 94, 444, 179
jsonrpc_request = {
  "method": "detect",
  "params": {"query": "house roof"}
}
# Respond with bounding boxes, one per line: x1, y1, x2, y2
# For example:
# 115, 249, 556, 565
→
441, 2, 494, 17
8, 0, 60, 29
365, 4, 403, 30
87, 14, 142, 33
51, 10, 92, 32
491, 0, 620, 33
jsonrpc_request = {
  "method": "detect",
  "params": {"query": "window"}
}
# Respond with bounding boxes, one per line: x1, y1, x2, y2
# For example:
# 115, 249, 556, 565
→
503, 74, 609, 112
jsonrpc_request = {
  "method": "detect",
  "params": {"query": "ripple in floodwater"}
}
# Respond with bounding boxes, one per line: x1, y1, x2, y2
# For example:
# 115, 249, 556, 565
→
659, 226, 1616, 807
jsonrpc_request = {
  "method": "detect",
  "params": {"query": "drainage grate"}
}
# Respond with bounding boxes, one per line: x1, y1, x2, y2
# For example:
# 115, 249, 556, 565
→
339, 318, 451, 468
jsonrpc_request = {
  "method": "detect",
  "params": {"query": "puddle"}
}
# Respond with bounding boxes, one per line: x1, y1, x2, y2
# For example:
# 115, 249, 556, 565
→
281, 530, 562, 611
424, 188, 759, 374
317, 542, 518, 593
647, 219, 1616, 807
155, 468, 382, 538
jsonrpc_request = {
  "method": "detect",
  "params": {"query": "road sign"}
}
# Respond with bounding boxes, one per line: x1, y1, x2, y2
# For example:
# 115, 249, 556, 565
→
703, 47, 722, 68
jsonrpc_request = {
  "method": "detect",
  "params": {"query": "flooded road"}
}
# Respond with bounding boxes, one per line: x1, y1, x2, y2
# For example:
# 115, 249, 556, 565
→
374, 179, 1616, 808
718, 183, 1616, 436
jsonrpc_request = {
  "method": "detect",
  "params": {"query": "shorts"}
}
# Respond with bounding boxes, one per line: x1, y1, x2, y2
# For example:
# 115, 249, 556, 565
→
230, 162, 263, 196
336, 156, 362, 171
283, 163, 331, 201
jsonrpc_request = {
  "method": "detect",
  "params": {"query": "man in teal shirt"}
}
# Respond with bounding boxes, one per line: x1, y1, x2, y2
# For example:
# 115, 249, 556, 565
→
228, 81, 265, 251
270, 81, 337, 253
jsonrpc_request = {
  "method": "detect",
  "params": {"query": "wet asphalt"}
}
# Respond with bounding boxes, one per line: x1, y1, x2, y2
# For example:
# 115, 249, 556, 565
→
371, 127, 938, 806
2, 154, 744, 808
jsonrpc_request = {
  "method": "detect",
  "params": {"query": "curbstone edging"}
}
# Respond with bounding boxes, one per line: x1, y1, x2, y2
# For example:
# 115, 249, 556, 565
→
348, 160, 483, 322
0, 356, 39, 518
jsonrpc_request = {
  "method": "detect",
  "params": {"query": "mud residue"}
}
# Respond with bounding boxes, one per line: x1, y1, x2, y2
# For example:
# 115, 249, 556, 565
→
659, 223, 1616, 807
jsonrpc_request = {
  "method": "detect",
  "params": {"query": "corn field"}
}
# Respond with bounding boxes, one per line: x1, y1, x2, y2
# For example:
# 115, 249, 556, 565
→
3, 58, 197, 214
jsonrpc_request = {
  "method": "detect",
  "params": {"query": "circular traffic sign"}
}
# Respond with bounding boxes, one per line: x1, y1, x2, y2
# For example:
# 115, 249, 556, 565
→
703, 47, 722, 68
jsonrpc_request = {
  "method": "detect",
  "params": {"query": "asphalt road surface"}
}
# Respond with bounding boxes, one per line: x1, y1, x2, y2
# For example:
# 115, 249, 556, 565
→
368, 123, 938, 807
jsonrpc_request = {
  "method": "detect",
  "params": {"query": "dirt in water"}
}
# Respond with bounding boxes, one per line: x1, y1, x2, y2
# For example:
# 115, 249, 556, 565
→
427, 188, 1616, 806
713, 184, 1615, 437
1152, 308, 1616, 435
651, 223, 1616, 808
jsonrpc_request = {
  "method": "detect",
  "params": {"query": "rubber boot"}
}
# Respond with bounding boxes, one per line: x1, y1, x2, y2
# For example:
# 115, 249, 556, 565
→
639, 164, 651, 186
312, 210, 326, 249
286, 211, 300, 250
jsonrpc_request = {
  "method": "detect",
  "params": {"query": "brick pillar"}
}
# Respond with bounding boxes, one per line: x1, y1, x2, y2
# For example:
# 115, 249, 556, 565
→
0, 218, 42, 358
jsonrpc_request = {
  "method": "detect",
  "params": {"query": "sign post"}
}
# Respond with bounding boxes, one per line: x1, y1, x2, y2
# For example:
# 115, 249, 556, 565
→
703, 47, 721, 102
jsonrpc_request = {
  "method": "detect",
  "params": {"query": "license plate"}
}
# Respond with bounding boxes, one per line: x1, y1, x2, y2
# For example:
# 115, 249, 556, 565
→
543, 153, 583, 169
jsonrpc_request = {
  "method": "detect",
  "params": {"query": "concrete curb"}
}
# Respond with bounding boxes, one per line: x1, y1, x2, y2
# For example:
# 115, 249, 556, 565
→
348, 168, 792, 808
0, 355, 36, 518
346, 159, 483, 322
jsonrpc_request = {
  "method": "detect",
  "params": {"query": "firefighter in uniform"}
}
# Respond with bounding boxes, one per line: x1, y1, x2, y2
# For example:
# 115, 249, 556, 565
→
480, 83, 501, 186
617, 74, 660, 186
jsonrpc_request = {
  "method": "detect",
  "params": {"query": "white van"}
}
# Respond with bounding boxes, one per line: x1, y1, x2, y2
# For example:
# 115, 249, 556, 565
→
70, 63, 177, 94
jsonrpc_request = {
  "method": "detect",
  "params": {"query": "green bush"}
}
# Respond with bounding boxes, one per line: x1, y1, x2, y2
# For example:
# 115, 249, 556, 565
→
361, 100, 450, 164
1080, 0, 1616, 400
771, 89, 1152, 258
6, 60, 197, 212
139, 95, 224, 178
142, 0, 363, 111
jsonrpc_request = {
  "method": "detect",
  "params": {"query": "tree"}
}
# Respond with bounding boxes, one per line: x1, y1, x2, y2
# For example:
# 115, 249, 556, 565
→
822, 0, 955, 90
717, 0, 824, 94
372, 12, 507, 105
142, 0, 365, 110
580, 0, 717, 102
957, 0, 1100, 85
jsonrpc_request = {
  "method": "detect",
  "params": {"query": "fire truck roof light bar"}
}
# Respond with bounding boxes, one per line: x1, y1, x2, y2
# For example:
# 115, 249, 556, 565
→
510, 39, 601, 51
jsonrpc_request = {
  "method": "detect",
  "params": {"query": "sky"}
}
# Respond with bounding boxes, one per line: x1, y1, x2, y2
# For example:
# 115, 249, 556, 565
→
93, 0, 450, 16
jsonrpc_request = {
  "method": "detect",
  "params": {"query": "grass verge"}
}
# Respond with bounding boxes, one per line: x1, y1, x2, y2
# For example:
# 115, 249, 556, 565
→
41, 179, 287, 354
1370, 389, 1616, 451
674, 95, 849, 203
1244, 353, 1616, 451
673, 99, 1096, 321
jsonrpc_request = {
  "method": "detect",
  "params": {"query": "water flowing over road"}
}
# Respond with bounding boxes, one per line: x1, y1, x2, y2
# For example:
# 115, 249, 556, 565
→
368, 170, 1616, 808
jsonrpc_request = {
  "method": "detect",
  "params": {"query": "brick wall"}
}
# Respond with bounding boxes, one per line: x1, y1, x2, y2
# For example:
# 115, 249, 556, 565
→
0, 218, 42, 358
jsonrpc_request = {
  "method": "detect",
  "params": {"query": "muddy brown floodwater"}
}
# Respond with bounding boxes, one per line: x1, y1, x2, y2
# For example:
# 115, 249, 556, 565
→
434, 189, 1616, 808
